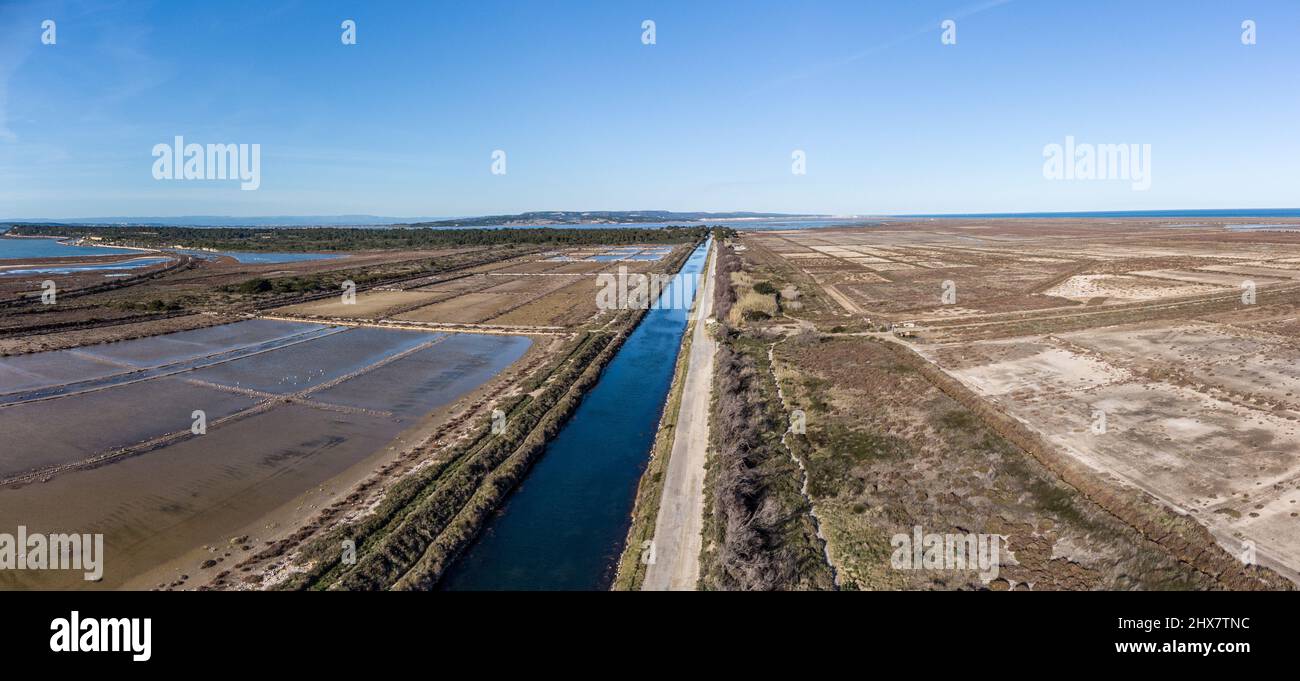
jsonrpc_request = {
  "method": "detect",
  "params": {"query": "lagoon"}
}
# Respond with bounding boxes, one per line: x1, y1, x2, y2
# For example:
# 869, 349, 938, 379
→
0, 236, 140, 260
172, 249, 343, 264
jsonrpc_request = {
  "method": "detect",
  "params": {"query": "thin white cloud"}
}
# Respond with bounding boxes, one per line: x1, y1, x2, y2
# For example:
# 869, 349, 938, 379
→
754, 0, 1014, 93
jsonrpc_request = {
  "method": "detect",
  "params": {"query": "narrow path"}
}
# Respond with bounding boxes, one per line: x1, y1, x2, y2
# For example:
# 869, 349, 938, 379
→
642, 241, 717, 591
820, 282, 863, 314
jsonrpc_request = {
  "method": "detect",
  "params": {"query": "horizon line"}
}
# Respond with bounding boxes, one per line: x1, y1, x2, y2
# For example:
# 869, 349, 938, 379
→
6, 208, 1300, 225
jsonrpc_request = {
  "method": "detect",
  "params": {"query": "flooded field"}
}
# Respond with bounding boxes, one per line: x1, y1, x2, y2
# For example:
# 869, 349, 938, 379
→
0, 319, 530, 588
78, 319, 330, 367
185, 326, 437, 393
0, 256, 174, 277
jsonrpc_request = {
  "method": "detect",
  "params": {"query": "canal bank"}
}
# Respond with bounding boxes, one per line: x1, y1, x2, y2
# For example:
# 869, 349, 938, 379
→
439, 238, 712, 590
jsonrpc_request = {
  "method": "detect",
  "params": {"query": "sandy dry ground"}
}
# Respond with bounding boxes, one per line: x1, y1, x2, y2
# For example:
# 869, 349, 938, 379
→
744, 219, 1300, 321
917, 321, 1300, 580
742, 219, 1300, 585
642, 242, 716, 591
279, 290, 453, 319
1043, 274, 1223, 301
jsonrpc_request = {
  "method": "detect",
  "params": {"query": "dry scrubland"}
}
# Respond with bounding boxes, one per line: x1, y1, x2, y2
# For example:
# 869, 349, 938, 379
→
705, 219, 1300, 589
697, 244, 836, 590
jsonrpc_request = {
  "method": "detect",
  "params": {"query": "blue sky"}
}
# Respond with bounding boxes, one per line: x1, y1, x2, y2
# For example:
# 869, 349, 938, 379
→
1, 0, 1297, 218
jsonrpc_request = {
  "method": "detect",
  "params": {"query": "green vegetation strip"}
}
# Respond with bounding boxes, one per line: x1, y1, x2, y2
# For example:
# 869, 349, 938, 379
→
10, 224, 713, 253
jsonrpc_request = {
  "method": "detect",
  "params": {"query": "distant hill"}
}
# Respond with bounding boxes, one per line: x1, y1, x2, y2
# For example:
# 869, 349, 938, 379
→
2, 211, 822, 229
404, 211, 821, 228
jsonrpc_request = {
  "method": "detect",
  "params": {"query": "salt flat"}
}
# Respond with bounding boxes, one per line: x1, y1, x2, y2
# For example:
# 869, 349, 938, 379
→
0, 319, 530, 588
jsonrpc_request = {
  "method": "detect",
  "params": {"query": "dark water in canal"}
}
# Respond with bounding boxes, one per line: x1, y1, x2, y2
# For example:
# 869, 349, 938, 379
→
439, 239, 710, 590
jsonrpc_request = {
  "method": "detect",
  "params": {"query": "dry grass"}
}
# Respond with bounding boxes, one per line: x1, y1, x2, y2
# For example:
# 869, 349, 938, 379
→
729, 291, 778, 325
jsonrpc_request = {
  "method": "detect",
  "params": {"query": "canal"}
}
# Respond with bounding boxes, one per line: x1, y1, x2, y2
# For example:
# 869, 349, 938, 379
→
440, 238, 711, 590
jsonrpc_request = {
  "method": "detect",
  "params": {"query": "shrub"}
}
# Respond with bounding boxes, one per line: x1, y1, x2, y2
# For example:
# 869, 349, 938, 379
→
237, 278, 272, 294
